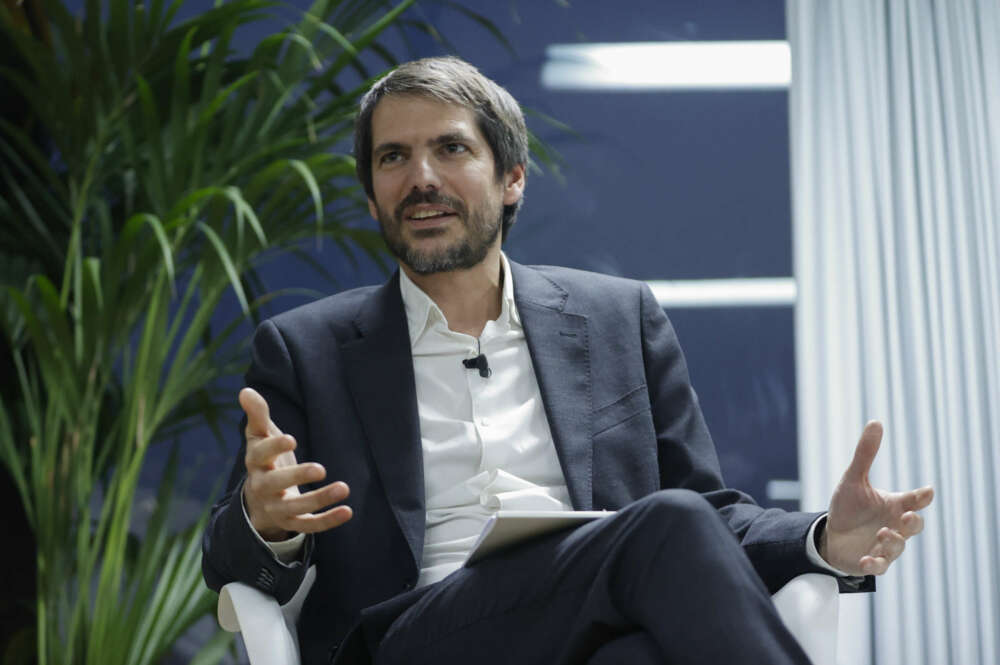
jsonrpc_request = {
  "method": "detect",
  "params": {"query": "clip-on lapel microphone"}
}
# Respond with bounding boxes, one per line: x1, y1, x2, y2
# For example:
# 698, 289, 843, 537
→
462, 339, 491, 378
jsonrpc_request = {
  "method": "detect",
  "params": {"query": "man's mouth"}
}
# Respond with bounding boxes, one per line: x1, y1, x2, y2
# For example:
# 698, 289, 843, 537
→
394, 190, 465, 226
405, 206, 456, 222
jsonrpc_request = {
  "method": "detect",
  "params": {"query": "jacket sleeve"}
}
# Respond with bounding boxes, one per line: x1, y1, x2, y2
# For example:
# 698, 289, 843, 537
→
637, 282, 872, 593
202, 319, 315, 604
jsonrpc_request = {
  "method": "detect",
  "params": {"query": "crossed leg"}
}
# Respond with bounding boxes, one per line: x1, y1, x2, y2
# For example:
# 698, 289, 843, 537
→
375, 489, 811, 665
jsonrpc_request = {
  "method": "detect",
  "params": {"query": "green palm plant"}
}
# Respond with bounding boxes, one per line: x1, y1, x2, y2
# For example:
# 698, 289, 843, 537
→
0, 0, 503, 662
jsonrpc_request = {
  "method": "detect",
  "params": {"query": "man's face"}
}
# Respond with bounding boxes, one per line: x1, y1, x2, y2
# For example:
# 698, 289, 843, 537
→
367, 95, 524, 275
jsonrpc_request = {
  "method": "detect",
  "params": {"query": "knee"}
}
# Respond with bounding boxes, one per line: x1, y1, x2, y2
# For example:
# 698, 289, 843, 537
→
629, 489, 719, 530
623, 489, 729, 534
606, 490, 731, 589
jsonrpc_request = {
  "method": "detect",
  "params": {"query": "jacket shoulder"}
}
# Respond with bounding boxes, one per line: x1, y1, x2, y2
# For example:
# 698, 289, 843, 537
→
521, 264, 650, 313
526, 264, 644, 289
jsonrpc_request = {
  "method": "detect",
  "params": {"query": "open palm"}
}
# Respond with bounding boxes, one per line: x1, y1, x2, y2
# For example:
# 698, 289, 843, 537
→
822, 421, 934, 576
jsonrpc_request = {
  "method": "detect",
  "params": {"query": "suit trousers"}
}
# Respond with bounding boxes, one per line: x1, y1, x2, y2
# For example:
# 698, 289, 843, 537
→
373, 489, 812, 665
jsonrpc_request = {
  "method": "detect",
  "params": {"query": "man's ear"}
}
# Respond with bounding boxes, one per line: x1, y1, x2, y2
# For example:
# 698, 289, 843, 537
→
367, 199, 378, 220
502, 164, 526, 206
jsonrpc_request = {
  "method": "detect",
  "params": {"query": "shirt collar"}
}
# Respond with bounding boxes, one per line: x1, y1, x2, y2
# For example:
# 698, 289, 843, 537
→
399, 252, 521, 346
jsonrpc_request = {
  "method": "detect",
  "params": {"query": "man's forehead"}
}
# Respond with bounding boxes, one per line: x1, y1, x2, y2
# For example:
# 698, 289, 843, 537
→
370, 94, 481, 144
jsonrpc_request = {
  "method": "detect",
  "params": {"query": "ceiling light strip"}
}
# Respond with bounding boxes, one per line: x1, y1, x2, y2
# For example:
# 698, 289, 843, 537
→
646, 277, 797, 308
542, 41, 791, 91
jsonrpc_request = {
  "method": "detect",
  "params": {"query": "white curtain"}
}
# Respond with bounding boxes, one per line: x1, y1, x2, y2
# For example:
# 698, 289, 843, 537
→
788, 1, 1000, 664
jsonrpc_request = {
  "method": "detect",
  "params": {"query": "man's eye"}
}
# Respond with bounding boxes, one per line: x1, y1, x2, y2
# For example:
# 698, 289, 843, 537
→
444, 143, 468, 154
379, 151, 401, 165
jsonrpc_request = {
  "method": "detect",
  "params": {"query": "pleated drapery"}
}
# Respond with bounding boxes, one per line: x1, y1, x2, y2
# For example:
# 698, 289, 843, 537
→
788, 1, 1000, 664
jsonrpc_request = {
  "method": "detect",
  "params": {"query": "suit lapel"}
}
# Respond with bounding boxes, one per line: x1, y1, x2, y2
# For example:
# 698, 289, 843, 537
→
341, 273, 425, 568
511, 262, 593, 510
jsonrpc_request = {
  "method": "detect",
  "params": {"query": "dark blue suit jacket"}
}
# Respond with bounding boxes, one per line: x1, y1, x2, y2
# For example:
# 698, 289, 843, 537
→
202, 260, 847, 663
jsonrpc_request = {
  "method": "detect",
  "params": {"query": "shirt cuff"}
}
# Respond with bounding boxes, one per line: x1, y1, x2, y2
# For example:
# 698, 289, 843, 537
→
805, 514, 852, 576
241, 485, 306, 565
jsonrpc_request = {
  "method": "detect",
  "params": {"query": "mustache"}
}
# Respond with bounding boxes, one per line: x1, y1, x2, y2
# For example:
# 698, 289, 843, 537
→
393, 190, 467, 220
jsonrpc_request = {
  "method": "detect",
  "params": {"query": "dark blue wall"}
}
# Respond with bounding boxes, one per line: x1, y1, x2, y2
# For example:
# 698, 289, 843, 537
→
140, 0, 799, 510
261, 0, 799, 506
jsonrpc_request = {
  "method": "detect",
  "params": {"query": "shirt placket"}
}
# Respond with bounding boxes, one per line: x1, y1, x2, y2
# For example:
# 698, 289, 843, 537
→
468, 324, 505, 476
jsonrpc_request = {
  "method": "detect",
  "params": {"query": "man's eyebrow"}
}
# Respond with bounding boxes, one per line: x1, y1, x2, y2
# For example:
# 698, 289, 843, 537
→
373, 141, 406, 156
430, 132, 473, 146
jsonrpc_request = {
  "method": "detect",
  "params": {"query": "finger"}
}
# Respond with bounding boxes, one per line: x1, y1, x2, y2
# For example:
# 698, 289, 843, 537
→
245, 434, 297, 470
843, 421, 883, 483
286, 505, 354, 534
872, 527, 906, 561
240, 387, 280, 438
279, 481, 350, 515
254, 462, 326, 495
899, 511, 924, 537
859, 555, 890, 575
901, 486, 935, 512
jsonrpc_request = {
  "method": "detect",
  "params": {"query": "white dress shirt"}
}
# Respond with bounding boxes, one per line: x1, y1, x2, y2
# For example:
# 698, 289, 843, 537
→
247, 253, 846, 580
400, 252, 571, 586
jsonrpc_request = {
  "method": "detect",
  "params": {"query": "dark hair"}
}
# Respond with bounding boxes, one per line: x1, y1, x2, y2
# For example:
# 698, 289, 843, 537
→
354, 56, 529, 241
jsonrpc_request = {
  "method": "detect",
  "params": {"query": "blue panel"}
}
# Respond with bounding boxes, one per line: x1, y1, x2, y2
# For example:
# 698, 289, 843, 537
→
505, 90, 792, 279
665, 306, 799, 509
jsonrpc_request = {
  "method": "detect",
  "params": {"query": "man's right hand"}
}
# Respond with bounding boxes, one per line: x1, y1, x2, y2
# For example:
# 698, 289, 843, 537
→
240, 387, 353, 542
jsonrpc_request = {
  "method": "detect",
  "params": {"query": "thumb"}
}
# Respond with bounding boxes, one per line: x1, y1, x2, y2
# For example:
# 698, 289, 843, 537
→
843, 420, 883, 483
240, 387, 278, 438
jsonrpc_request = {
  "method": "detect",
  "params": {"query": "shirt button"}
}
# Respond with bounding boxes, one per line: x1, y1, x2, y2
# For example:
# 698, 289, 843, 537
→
480, 417, 490, 426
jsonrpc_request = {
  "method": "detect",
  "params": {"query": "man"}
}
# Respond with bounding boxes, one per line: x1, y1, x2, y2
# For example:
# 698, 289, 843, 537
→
202, 57, 934, 664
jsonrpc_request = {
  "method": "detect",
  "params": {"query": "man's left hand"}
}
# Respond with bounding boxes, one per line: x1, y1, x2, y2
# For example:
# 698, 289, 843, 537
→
820, 421, 935, 576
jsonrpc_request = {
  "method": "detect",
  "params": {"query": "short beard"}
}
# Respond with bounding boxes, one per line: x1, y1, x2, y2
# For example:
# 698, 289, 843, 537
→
376, 190, 501, 275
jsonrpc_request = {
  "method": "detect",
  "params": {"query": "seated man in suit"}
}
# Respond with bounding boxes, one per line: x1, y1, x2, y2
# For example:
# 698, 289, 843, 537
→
202, 56, 934, 665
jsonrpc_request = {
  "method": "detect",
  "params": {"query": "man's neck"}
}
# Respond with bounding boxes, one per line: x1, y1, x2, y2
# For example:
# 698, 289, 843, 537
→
401, 246, 503, 338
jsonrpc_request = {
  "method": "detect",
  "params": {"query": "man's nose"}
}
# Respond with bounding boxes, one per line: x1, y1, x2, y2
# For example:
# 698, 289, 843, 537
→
406, 153, 441, 191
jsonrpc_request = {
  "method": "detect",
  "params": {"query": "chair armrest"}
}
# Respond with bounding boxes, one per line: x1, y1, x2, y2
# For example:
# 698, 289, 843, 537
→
772, 573, 839, 665
217, 566, 316, 665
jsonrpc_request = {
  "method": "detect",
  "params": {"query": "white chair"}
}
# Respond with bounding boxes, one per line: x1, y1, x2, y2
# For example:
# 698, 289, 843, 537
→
218, 565, 315, 665
218, 569, 839, 665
